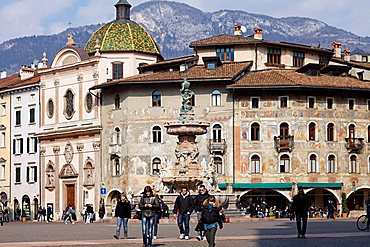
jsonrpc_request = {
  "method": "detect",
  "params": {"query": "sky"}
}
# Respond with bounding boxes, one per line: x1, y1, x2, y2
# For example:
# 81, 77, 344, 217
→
0, 0, 369, 44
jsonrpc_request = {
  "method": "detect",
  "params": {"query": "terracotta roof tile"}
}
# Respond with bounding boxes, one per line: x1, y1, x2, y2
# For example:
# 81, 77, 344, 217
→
331, 57, 370, 69
95, 61, 252, 88
229, 69, 370, 90
0, 74, 40, 91
139, 55, 198, 69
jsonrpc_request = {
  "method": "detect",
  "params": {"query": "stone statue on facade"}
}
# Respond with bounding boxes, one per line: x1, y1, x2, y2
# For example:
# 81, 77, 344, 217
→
86, 169, 93, 184
46, 172, 55, 187
179, 78, 194, 118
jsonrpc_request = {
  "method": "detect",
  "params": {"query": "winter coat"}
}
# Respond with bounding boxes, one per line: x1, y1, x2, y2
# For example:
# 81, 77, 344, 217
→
115, 199, 132, 219
173, 193, 193, 215
366, 199, 370, 214
194, 191, 210, 212
292, 193, 310, 216
139, 195, 160, 218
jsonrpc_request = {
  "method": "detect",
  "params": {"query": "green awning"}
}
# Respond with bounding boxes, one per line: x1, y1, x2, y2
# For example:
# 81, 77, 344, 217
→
298, 182, 343, 188
218, 183, 292, 190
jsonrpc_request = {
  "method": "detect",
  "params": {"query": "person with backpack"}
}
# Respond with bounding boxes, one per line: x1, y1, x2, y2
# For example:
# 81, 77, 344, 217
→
173, 187, 193, 240
200, 196, 224, 247
152, 189, 163, 240
64, 205, 75, 224
139, 186, 160, 247
194, 185, 210, 241
98, 203, 105, 222
114, 192, 131, 239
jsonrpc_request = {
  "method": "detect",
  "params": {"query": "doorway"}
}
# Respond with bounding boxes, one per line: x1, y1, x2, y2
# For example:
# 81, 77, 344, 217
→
66, 184, 76, 209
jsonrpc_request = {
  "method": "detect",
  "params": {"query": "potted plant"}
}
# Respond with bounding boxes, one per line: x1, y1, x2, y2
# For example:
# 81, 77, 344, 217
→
21, 210, 27, 222
341, 192, 349, 218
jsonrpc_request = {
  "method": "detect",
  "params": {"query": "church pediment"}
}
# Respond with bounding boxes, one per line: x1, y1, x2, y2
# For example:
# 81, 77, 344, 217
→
59, 163, 79, 179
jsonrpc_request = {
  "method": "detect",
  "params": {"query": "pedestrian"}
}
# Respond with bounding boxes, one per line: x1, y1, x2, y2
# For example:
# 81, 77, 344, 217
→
327, 201, 335, 219
4, 206, 9, 222
42, 207, 46, 221
0, 204, 4, 226
173, 187, 193, 240
98, 203, 105, 222
37, 206, 43, 222
200, 196, 224, 247
85, 204, 94, 224
16, 206, 21, 222
194, 184, 210, 241
47, 205, 53, 222
139, 186, 159, 247
292, 186, 310, 238
152, 189, 163, 240
113, 192, 132, 239
64, 205, 75, 224
365, 194, 370, 229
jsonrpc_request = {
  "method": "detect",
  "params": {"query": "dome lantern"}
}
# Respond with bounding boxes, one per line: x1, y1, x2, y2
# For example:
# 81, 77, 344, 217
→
115, 0, 132, 20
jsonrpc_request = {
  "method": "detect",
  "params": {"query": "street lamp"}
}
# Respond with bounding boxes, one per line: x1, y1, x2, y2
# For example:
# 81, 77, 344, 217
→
352, 181, 356, 209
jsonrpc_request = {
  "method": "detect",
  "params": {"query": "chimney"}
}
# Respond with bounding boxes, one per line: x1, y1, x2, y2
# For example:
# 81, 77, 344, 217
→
332, 42, 342, 58
234, 23, 242, 36
20, 66, 35, 80
344, 49, 351, 62
254, 27, 263, 40
0, 70, 6, 79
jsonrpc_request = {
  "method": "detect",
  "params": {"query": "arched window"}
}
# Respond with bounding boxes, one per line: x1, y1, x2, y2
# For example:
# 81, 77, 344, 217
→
64, 90, 74, 119
251, 155, 261, 174
327, 155, 335, 173
349, 124, 356, 139
279, 154, 290, 173
367, 125, 370, 143
85, 93, 93, 113
251, 123, 260, 141
212, 124, 222, 142
309, 154, 317, 173
279, 123, 289, 137
327, 123, 334, 141
309, 122, 316, 141
190, 93, 195, 107
350, 155, 357, 173
152, 126, 162, 143
152, 158, 161, 175
214, 156, 223, 174
152, 90, 161, 107
114, 127, 121, 145
211, 90, 221, 106
112, 155, 121, 176
114, 94, 120, 110
368, 156, 370, 173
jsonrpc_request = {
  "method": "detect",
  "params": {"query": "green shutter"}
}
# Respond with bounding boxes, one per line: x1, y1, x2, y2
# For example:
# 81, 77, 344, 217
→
27, 137, 29, 153
26, 167, 29, 182
34, 138, 37, 152
34, 167, 37, 182
20, 138, 23, 154
13, 139, 16, 154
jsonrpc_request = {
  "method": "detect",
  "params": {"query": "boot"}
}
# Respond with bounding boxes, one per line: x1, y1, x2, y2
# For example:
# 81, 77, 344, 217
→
114, 231, 120, 239
124, 232, 128, 239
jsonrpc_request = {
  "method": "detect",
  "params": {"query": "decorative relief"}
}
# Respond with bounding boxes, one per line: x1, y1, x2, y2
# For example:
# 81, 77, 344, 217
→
93, 70, 99, 79
53, 146, 60, 154
53, 79, 60, 86
59, 163, 78, 178
77, 143, 84, 152
40, 147, 46, 156
77, 73, 83, 82
64, 142, 74, 164
93, 141, 101, 150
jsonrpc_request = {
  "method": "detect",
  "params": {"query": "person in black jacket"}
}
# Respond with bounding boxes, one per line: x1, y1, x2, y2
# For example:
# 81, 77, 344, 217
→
113, 193, 131, 239
194, 185, 210, 241
200, 196, 224, 247
139, 186, 160, 247
173, 187, 193, 240
292, 186, 310, 238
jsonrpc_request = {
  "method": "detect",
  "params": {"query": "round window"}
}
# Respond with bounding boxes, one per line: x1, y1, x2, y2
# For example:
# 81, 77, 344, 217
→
85, 93, 93, 113
65, 90, 74, 119
47, 99, 54, 118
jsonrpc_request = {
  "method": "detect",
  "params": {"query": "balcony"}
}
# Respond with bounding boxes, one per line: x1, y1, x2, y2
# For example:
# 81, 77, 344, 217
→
274, 135, 294, 152
208, 139, 227, 154
345, 138, 365, 153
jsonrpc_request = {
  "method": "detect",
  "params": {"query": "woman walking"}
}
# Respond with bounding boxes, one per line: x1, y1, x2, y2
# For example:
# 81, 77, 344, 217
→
200, 196, 224, 247
113, 193, 131, 239
139, 186, 159, 247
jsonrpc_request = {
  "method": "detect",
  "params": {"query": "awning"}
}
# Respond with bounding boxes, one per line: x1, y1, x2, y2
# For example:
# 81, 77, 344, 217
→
298, 182, 343, 188
218, 183, 293, 190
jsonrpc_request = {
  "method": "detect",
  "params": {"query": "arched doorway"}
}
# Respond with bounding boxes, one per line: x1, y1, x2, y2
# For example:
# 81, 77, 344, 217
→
13, 199, 19, 220
33, 198, 38, 220
347, 188, 370, 210
22, 195, 31, 220
106, 190, 121, 217
240, 189, 290, 212
306, 188, 339, 210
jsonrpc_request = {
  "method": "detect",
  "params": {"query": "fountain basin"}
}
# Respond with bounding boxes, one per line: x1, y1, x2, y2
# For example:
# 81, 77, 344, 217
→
164, 121, 210, 136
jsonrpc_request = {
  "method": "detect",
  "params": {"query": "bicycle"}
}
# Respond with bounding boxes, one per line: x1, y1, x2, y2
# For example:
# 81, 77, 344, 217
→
356, 214, 369, 231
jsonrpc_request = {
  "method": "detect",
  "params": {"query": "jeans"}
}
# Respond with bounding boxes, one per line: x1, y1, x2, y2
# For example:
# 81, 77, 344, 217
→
296, 213, 308, 236
142, 216, 155, 246
116, 217, 129, 234
205, 226, 217, 247
153, 213, 160, 237
177, 213, 190, 236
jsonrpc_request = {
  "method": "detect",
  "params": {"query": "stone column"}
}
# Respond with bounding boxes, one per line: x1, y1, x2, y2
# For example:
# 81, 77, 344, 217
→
39, 146, 46, 207
53, 146, 60, 214
93, 141, 101, 209
77, 142, 84, 214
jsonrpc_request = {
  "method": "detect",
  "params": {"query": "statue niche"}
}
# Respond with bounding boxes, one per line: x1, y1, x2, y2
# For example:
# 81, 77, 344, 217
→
83, 160, 94, 187
45, 160, 56, 190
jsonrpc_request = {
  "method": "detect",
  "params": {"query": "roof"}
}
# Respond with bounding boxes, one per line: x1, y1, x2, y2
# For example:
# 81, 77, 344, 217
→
229, 69, 370, 90
139, 55, 197, 70
85, 20, 161, 56
331, 57, 370, 70
190, 34, 332, 54
0, 74, 21, 90
93, 61, 252, 89
0, 74, 40, 92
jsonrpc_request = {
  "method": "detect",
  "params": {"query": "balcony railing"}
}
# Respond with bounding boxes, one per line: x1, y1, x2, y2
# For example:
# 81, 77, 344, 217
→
208, 139, 227, 154
345, 138, 365, 153
274, 135, 294, 152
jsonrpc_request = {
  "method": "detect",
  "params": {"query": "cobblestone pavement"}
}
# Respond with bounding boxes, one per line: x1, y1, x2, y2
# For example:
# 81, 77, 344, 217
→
0, 219, 369, 247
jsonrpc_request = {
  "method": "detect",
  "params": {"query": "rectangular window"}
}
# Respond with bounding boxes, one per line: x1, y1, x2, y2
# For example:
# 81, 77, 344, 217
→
348, 99, 355, 110
362, 56, 368, 63
367, 99, 370, 111
251, 97, 259, 109
310, 159, 317, 173
27, 165, 37, 183
327, 98, 333, 109
308, 97, 315, 108
279, 96, 288, 108
328, 160, 335, 173
30, 94, 35, 101
1, 132, 5, 147
267, 47, 281, 64
15, 166, 21, 183
319, 55, 329, 65
0, 163, 5, 179
13, 138, 23, 155
16, 96, 21, 102
293, 51, 305, 67
15, 110, 21, 125
1, 103, 5, 116
27, 137, 37, 154
279, 159, 289, 173
251, 159, 260, 173
112, 63, 123, 80
216, 47, 234, 62
29, 108, 35, 124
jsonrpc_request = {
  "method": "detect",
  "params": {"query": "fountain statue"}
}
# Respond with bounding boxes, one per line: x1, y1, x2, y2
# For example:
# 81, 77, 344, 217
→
162, 78, 210, 192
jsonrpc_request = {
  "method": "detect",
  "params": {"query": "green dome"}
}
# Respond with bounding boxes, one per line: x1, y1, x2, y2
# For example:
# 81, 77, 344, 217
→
85, 20, 161, 55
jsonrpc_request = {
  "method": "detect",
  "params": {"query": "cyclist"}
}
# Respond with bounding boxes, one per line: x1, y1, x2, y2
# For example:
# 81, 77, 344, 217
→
366, 194, 370, 229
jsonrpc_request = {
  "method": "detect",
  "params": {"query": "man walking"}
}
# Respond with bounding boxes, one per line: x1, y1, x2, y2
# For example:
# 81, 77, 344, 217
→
194, 185, 210, 241
292, 186, 310, 238
173, 187, 193, 240
365, 194, 370, 229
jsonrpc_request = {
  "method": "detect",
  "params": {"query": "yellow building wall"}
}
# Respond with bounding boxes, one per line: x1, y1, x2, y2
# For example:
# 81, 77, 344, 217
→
0, 93, 11, 199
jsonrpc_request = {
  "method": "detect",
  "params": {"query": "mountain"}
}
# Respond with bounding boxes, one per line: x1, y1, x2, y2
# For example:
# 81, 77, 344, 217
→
1, 0, 370, 75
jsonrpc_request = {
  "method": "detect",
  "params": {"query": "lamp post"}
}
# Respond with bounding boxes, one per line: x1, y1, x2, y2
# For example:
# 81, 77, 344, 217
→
352, 181, 356, 209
